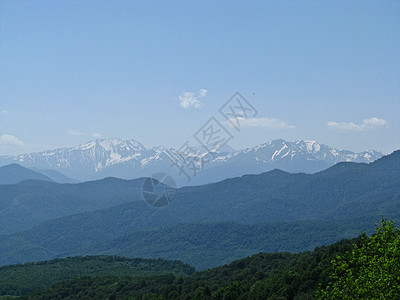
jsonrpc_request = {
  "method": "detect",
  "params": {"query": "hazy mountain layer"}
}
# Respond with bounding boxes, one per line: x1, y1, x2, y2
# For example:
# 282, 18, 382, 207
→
0, 150, 398, 268
0, 138, 383, 185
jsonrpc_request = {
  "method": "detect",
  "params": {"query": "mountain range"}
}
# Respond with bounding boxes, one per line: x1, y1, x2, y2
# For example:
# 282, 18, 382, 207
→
0, 138, 383, 185
0, 150, 398, 269
0, 172, 144, 235
0, 163, 80, 185
0, 163, 54, 184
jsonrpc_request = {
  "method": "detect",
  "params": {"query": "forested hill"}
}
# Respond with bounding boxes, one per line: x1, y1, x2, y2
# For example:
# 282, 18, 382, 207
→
5, 219, 398, 300
0, 256, 194, 296
0, 238, 358, 299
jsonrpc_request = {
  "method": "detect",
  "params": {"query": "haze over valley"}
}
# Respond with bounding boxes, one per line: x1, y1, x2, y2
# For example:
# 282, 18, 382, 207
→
0, 1, 399, 299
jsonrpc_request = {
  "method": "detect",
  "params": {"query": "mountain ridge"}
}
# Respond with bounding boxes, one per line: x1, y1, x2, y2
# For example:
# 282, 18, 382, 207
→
0, 164, 54, 185
0, 150, 398, 268
0, 175, 145, 235
0, 138, 384, 185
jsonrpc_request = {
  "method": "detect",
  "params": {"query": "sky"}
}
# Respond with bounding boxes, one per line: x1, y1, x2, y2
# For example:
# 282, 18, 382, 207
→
0, 0, 399, 156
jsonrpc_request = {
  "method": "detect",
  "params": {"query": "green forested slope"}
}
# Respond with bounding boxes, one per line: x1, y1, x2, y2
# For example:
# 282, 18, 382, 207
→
0, 256, 194, 296
17, 238, 358, 300
81, 220, 363, 270
2, 220, 398, 299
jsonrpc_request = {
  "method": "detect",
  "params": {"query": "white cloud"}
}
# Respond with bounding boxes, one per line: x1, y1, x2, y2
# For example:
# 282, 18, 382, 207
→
1, 110, 9, 114
362, 117, 387, 127
92, 133, 102, 138
67, 130, 84, 136
0, 134, 25, 147
178, 92, 202, 109
177, 88, 207, 109
327, 117, 388, 131
227, 117, 296, 129
199, 89, 208, 98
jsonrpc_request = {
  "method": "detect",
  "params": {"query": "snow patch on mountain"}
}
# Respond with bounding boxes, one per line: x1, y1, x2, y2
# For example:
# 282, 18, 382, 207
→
0, 138, 384, 184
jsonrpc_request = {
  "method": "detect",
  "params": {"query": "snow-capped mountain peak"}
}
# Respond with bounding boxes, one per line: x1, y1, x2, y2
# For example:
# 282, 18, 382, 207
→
0, 138, 384, 184
230, 139, 381, 166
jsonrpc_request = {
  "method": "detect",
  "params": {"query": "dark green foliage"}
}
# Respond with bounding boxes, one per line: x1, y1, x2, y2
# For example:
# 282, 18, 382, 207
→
0, 256, 194, 296
16, 238, 358, 299
23, 274, 177, 300
82, 220, 362, 270
6, 219, 400, 299
318, 219, 400, 299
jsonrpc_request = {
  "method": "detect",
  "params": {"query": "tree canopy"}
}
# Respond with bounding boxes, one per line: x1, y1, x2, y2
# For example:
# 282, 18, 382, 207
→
318, 218, 400, 299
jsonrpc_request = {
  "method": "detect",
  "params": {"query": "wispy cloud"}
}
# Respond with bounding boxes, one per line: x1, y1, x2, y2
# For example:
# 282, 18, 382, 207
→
0, 134, 25, 147
198, 88, 208, 98
92, 133, 102, 138
1, 110, 9, 114
67, 130, 84, 136
177, 88, 208, 109
227, 117, 295, 130
327, 117, 388, 131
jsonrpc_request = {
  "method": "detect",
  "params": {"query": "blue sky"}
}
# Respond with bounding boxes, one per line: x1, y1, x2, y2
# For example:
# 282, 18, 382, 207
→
0, 0, 399, 155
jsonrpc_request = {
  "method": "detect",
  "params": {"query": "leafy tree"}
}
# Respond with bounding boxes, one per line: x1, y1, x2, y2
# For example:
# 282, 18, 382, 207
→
318, 218, 400, 299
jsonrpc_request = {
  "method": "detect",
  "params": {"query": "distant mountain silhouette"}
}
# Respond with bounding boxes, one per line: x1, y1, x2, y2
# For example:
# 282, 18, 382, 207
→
0, 176, 144, 235
0, 164, 53, 184
34, 169, 80, 184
